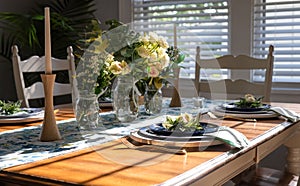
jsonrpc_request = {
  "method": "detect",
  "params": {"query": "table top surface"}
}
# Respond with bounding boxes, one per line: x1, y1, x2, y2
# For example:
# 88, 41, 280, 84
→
0, 101, 299, 186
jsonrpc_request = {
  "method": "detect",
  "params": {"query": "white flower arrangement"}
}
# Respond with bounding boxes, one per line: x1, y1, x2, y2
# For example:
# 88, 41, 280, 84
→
234, 94, 263, 108
105, 31, 173, 80
75, 22, 184, 96
162, 113, 203, 132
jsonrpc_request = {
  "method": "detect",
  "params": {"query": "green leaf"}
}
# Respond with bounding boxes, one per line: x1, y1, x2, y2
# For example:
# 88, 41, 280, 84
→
0, 100, 22, 115
0, 0, 98, 59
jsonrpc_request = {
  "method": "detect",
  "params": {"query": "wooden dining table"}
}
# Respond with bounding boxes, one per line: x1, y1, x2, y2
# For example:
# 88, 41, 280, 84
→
0, 102, 299, 186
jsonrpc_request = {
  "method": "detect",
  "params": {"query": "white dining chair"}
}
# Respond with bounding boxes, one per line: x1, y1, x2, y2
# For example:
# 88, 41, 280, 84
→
11, 45, 77, 108
194, 45, 300, 185
194, 45, 274, 102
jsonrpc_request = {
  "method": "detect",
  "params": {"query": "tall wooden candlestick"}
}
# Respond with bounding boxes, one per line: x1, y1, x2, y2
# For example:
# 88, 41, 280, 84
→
40, 74, 61, 141
40, 7, 61, 141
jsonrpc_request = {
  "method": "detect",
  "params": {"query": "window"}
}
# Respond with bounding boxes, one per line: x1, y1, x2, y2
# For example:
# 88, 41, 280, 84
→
132, 0, 229, 78
253, 0, 300, 83
126, 0, 300, 101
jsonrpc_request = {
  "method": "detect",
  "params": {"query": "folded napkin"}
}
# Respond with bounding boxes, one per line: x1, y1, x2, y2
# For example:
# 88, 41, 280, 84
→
206, 126, 250, 149
268, 107, 300, 123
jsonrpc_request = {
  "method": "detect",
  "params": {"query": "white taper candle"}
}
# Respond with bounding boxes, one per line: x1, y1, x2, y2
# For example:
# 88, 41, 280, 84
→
174, 24, 177, 48
45, 7, 52, 74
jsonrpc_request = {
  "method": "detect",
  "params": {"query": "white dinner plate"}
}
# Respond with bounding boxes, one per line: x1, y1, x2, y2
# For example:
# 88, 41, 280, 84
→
0, 108, 43, 118
0, 108, 44, 124
214, 106, 269, 114
212, 106, 279, 119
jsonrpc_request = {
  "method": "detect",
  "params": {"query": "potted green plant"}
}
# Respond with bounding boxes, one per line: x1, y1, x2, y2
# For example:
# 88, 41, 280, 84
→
0, 0, 102, 104
0, 0, 99, 60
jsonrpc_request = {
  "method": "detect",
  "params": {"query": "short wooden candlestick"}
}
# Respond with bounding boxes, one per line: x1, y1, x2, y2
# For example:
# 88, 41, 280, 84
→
40, 74, 61, 141
170, 89, 181, 107
169, 67, 181, 107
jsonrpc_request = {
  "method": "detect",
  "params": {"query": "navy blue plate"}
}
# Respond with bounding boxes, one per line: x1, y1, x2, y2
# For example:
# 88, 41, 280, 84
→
148, 122, 219, 136
221, 103, 271, 112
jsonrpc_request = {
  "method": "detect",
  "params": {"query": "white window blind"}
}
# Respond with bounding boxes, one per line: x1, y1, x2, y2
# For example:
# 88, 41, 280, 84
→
253, 0, 300, 83
132, 0, 229, 78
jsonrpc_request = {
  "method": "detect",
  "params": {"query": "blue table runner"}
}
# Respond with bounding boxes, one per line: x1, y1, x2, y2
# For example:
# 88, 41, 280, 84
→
0, 98, 211, 170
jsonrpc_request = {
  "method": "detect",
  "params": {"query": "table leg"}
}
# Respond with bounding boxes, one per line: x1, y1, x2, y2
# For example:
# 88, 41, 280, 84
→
284, 123, 300, 176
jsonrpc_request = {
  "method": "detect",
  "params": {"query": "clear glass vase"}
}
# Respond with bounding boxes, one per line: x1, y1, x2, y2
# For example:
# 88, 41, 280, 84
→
113, 76, 138, 122
75, 91, 99, 130
144, 83, 163, 115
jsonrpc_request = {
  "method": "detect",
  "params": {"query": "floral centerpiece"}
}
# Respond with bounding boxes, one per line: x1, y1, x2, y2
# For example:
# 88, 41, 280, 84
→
104, 27, 184, 115
105, 30, 185, 86
76, 20, 184, 97
75, 21, 185, 121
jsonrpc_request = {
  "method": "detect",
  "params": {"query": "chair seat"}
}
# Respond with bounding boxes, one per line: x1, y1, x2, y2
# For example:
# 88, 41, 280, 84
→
229, 166, 299, 186
249, 168, 299, 186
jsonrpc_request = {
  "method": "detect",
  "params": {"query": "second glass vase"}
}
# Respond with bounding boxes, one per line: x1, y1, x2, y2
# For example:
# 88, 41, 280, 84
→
75, 91, 100, 131
113, 76, 138, 122
144, 84, 163, 115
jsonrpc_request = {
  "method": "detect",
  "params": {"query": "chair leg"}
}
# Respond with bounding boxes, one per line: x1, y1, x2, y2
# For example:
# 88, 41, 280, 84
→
251, 167, 299, 186
286, 147, 300, 176
229, 165, 299, 186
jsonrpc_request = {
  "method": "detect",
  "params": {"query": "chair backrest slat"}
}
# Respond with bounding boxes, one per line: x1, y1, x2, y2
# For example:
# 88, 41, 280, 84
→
195, 45, 274, 102
12, 45, 77, 108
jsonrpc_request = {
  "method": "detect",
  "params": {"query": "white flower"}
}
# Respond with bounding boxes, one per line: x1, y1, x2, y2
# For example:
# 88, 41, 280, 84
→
120, 60, 131, 75
148, 52, 158, 62
106, 54, 115, 63
156, 47, 166, 57
245, 94, 256, 103
178, 113, 193, 123
136, 45, 150, 58
160, 53, 170, 69
109, 61, 124, 75
140, 34, 149, 43
158, 36, 169, 49
148, 32, 159, 42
